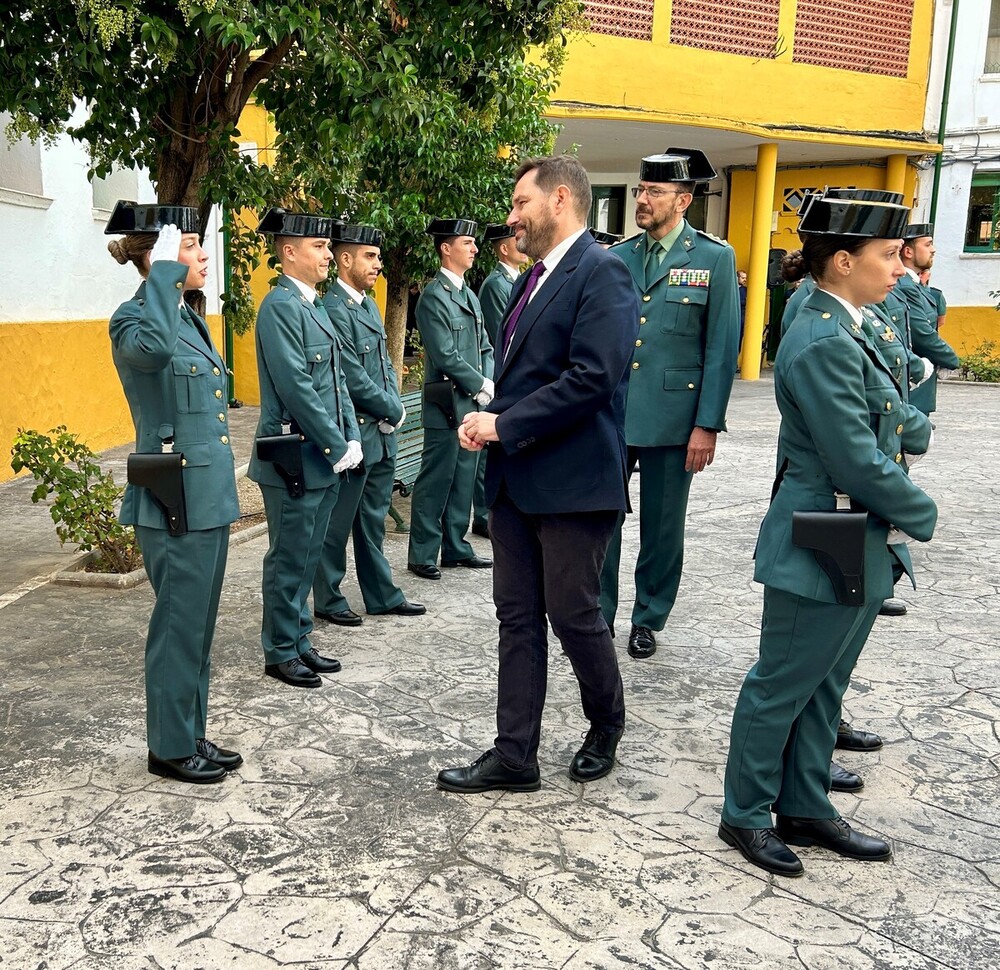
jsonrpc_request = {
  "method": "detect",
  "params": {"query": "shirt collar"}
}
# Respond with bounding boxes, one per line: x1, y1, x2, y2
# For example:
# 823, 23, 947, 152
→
499, 261, 520, 281
286, 275, 318, 304
646, 219, 685, 256
440, 267, 465, 290
905, 267, 920, 283
336, 277, 366, 305
537, 227, 588, 275
817, 288, 864, 327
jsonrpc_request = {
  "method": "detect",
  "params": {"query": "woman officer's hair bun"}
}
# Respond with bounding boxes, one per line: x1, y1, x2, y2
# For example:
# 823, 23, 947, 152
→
107, 233, 158, 269
780, 249, 808, 283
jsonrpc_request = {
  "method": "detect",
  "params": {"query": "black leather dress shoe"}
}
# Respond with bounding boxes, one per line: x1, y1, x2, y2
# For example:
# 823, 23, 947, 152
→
471, 522, 490, 538
441, 555, 493, 569
878, 599, 907, 617
315, 608, 363, 627
196, 738, 243, 772
627, 624, 656, 659
830, 761, 864, 793
776, 815, 892, 860
148, 752, 227, 784
264, 657, 323, 688
437, 749, 541, 793
408, 563, 442, 580
836, 720, 883, 751
299, 647, 342, 673
373, 600, 426, 617
569, 725, 624, 782
718, 821, 804, 877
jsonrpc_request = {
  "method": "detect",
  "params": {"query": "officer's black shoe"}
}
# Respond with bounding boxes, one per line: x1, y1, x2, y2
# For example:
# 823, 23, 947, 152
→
776, 816, 892, 861
569, 725, 624, 783
315, 609, 363, 627
829, 761, 864, 793
408, 563, 442, 580
718, 821, 804, 877
627, 624, 656, 659
299, 648, 342, 674
878, 599, 907, 617
835, 720, 883, 751
196, 738, 243, 772
148, 752, 227, 784
471, 522, 490, 538
441, 555, 493, 569
437, 749, 541, 793
372, 600, 426, 616
264, 658, 323, 688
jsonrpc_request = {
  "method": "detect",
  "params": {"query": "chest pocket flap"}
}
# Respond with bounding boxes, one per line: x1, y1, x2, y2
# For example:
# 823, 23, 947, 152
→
171, 357, 209, 413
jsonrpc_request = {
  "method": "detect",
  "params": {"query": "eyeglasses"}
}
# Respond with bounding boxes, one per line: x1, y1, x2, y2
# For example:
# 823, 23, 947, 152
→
631, 186, 688, 200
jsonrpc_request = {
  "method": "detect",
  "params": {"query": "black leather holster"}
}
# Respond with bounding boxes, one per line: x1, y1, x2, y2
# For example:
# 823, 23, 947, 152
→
256, 434, 305, 498
792, 510, 868, 607
127, 452, 188, 536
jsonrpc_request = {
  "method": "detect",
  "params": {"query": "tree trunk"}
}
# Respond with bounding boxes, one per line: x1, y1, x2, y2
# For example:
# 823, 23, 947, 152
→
383, 247, 413, 391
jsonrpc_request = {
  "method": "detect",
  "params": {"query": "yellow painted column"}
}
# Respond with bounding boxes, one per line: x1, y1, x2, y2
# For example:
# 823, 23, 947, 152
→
885, 154, 907, 194
741, 143, 779, 381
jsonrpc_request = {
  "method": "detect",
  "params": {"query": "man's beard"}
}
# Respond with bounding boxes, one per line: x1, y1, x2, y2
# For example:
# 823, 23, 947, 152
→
517, 210, 558, 260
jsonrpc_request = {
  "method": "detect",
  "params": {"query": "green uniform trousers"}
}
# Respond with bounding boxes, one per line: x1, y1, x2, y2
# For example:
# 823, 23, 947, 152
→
600, 445, 693, 632
407, 427, 477, 565
313, 451, 404, 615
137, 524, 229, 760
722, 587, 881, 828
260, 482, 338, 664
473, 449, 489, 531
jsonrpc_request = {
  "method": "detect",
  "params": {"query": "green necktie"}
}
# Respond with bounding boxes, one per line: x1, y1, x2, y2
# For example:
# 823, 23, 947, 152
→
644, 241, 663, 288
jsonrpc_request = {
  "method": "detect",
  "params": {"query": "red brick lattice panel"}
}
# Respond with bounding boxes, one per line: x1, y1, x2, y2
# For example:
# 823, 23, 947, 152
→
793, 0, 914, 77
669, 0, 781, 59
583, 0, 655, 41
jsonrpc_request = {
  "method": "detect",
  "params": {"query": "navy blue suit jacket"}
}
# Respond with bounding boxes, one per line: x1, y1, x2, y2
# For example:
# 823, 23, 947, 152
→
485, 231, 639, 514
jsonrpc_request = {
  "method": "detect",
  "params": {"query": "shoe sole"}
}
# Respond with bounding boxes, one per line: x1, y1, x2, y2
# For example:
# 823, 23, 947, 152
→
834, 739, 884, 752
264, 668, 323, 688
436, 779, 541, 793
778, 832, 892, 861
718, 824, 804, 877
568, 763, 615, 784
408, 570, 441, 580
830, 781, 865, 793
316, 615, 363, 627
148, 763, 226, 784
627, 647, 656, 659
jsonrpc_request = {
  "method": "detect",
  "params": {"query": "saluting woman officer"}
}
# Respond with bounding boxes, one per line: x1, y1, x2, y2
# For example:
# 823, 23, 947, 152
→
719, 189, 938, 876
107, 202, 242, 784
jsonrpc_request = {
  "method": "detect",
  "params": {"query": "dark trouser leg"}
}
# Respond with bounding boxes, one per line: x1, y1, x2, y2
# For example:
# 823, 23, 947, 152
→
353, 451, 404, 613
313, 464, 367, 615
441, 444, 478, 562
722, 588, 876, 829
631, 445, 693, 632
599, 448, 638, 629
138, 524, 229, 760
472, 448, 489, 530
407, 428, 459, 566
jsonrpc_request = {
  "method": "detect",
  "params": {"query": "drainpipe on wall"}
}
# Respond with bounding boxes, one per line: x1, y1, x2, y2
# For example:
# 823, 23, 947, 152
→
929, 0, 961, 223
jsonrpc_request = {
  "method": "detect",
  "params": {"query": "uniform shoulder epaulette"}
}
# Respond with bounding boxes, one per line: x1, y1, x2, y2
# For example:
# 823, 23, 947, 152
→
694, 228, 731, 247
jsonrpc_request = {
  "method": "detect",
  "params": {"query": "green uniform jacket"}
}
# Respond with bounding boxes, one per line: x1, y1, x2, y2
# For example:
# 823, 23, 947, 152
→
323, 283, 403, 465
478, 263, 516, 348
894, 273, 959, 414
110, 261, 239, 531
248, 274, 359, 489
417, 271, 494, 430
611, 221, 739, 446
756, 289, 937, 604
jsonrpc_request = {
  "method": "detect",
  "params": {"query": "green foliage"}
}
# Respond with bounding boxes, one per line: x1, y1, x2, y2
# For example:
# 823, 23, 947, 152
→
10, 427, 141, 573
958, 341, 1000, 383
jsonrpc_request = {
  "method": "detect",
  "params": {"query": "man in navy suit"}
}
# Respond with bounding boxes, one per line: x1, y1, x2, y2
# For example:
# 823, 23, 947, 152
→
436, 155, 639, 793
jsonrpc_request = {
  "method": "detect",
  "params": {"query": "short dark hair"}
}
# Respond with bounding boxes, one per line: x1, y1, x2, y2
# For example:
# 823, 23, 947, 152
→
515, 155, 592, 220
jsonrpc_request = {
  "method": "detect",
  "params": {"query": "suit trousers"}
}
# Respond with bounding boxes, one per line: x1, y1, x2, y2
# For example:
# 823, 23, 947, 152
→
722, 587, 881, 828
407, 427, 477, 565
137, 524, 229, 760
491, 490, 625, 769
313, 449, 403, 615
473, 449, 489, 530
260, 482, 339, 664
600, 445, 694, 631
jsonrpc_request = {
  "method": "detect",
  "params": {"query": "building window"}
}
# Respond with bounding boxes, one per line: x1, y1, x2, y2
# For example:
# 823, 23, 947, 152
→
987, 0, 1000, 74
0, 111, 44, 196
964, 174, 1000, 252
583, 0, 654, 41
670, 0, 781, 60
590, 185, 626, 235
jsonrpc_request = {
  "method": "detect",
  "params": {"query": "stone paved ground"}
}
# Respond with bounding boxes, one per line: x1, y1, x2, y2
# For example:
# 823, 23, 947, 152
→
1, 378, 997, 969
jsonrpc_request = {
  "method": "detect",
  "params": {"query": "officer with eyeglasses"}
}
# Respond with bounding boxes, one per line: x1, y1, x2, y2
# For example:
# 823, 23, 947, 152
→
600, 150, 739, 661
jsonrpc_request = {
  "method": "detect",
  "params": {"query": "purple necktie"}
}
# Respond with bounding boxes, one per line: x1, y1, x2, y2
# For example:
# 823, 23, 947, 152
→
502, 260, 546, 357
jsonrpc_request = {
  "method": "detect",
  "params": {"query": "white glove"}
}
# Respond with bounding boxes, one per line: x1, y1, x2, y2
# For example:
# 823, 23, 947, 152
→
332, 449, 354, 473
936, 366, 960, 381
887, 527, 917, 544
910, 357, 934, 388
346, 440, 363, 467
395, 404, 407, 429
903, 428, 933, 467
473, 379, 495, 407
149, 224, 182, 264
378, 420, 394, 434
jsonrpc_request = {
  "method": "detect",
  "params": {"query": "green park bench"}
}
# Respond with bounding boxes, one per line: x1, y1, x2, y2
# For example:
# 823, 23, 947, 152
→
388, 389, 424, 532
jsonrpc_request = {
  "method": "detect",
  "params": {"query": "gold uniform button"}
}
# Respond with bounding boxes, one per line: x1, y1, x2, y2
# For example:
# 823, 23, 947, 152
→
359, 417, 365, 424
885, 401, 892, 412
642, 295, 651, 303
895, 453, 902, 463
220, 435, 229, 444
682, 297, 690, 304
688, 382, 695, 389
316, 354, 322, 361
215, 389, 223, 399
896, 423, 904, 434
324, 447, 331, 455
635, 339, 642, 348
217, 413, 225, 422
181, 458, 187, 466
175, 282, 183, 289
640, 316, 646, 324
821, 312, 832, 319
213, 367, 220, 376
190, 365, 197, 373
632, 362, 640, 370
896, 357, 901, 366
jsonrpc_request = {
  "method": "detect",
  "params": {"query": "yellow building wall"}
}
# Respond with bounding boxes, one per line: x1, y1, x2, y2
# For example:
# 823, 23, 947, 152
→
1, 316, 224, 484
555, 0, 934, 142
944, 306, 1000, 358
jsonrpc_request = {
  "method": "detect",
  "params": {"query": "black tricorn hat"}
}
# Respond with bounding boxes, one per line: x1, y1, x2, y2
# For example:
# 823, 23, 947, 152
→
798, 189, 910, 238
902, 223, 934, 240
664, 147, 718, 182
426, 218, 478, 238
590, 228, 623, 245
825, 188, 905, 205
256, 207, 338, 237
483, 223, 515, 243
639, 154, 691, 184
104, 200, 199, 235
332, 223, 385, 248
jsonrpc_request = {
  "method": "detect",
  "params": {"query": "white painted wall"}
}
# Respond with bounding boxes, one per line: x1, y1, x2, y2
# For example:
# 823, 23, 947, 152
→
0, 103, 223, 324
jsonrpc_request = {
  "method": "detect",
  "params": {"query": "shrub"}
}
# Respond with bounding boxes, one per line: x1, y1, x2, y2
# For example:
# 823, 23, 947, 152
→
958, 341, 1000, 384
10, 426, 141, 573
